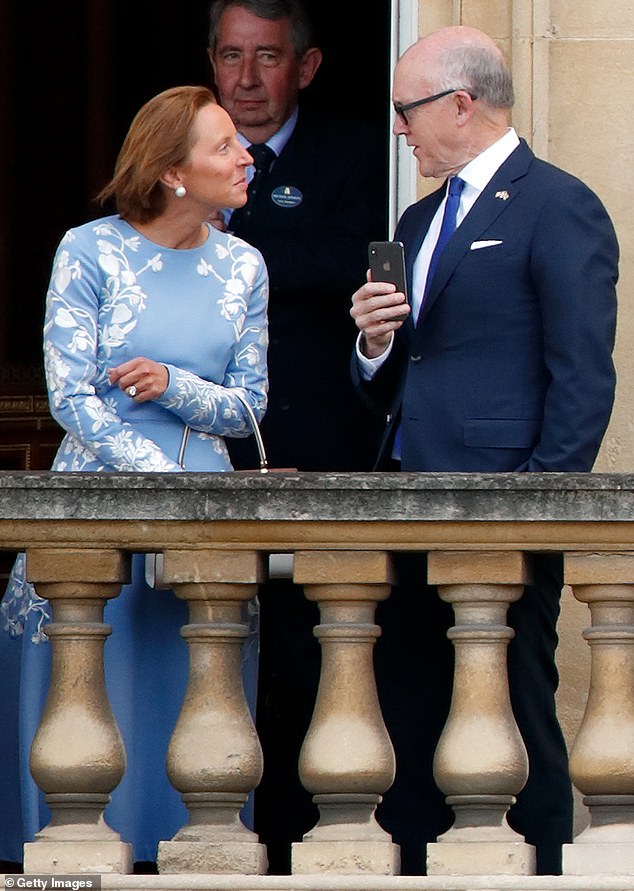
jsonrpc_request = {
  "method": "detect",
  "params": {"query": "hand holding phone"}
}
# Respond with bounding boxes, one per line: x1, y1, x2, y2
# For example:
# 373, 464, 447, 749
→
368, 241, 409, 320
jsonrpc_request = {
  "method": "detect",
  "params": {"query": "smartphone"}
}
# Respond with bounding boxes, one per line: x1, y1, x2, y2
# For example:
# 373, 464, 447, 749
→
368, 241, 409, 319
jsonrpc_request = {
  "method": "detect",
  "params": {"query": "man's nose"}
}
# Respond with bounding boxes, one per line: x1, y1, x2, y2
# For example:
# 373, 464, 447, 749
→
392, 115, 407, 137
238, 56, 260, 87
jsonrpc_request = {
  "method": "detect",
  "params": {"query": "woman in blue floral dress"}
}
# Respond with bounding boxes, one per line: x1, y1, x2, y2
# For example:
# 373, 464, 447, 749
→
0, 85, 268, 865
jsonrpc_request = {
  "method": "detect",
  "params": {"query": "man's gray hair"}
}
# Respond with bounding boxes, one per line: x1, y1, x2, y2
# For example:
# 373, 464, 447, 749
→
208, 0, 316, 57
437, 43, 514, 108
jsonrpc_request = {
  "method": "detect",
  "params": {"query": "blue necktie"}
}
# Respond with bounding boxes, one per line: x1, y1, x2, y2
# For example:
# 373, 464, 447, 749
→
393, 175, 465, 462
423, 175, 466, 296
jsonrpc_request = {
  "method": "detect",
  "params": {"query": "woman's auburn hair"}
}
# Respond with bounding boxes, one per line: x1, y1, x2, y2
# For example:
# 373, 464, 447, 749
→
97, 85, 217, 222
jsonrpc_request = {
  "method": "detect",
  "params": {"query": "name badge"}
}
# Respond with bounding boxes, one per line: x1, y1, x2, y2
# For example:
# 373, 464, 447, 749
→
271, 185, 303, 208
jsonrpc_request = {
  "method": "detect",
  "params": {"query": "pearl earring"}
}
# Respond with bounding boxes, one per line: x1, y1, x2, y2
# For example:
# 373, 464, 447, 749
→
175, 185, 187, 198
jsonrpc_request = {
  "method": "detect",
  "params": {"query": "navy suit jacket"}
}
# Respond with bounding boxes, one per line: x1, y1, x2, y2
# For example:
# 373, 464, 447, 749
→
229, 106, 387, 471
353, 139, 618, 472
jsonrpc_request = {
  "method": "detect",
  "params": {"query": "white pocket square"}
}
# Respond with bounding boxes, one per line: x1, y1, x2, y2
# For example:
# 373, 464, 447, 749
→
470, 239, 503, 250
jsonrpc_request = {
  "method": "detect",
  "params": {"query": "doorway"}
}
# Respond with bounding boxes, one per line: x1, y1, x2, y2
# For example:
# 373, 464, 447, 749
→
0, 0, 392, 381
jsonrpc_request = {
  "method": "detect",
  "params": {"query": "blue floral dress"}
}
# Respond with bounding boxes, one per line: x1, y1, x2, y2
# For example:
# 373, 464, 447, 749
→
0, 216, 268, 863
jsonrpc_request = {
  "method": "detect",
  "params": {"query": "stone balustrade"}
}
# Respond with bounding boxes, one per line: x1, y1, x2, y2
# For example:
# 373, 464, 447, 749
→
2, 470, 634, 890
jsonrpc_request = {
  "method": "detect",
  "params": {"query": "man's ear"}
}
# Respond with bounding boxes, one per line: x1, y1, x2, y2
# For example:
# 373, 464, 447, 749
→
454, 90, 477, 126
298, 47, 323, 90
207, 47, 216, 78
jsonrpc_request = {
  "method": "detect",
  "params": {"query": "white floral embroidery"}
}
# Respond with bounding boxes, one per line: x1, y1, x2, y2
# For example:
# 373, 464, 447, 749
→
52, 250, 82, 294
1, 554, 50, 643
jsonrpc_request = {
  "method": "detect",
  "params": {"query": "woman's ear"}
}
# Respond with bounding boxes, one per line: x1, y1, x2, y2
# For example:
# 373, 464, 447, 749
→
161, 168, 183, 191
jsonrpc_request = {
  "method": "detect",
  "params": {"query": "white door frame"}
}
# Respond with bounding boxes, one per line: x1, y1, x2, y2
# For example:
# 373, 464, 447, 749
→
389, 0, 419, 233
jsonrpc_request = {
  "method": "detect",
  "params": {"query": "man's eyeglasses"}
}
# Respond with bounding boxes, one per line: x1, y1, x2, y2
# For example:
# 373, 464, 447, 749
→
393, 88, 477, 125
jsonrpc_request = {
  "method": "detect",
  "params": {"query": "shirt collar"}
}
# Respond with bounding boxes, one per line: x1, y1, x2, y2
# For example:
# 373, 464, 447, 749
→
458, 127, 520, 194
236, 106, 299, 156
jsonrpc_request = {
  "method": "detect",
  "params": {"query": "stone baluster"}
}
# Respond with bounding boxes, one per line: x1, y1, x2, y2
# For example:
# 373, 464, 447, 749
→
291, 550, 399, 875
426, 550, 535, 876
156, 549, 267, 875
563, 552, 634, 876
23, 547, 132, 875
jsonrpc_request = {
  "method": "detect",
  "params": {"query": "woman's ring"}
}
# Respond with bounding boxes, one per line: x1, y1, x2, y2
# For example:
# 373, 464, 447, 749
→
126, 385, 138, 398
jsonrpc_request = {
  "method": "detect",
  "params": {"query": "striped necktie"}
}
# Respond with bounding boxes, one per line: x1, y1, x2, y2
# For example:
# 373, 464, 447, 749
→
231, 143, 276, 225
244, 143, 275, 216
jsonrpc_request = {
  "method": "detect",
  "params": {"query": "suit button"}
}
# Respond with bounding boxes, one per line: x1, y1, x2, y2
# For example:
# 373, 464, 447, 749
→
410, 354, 422, 363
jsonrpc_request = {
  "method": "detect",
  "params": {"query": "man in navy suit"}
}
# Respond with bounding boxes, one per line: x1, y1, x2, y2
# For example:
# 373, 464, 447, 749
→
207, 0, 387, 873
351, 26, 618, 875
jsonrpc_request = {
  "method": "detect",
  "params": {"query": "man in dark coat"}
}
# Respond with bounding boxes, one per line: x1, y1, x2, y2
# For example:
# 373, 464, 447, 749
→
209, 0, 386, 472
208, 0, 387, 873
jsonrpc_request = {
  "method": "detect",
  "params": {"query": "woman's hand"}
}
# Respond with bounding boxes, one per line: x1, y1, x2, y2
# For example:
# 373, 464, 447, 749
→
109, 358, 169, 402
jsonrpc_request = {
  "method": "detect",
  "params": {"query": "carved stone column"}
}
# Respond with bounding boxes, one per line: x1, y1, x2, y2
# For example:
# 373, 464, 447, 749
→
156, 549, 267, 875
426, 550, 535, 876
291, 550, 399, 875
23, 547, 132, 875
563, 552, 634, 875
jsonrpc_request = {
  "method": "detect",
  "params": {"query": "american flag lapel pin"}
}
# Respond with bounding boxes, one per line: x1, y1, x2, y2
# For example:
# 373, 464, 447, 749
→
495, 190, 510, 201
